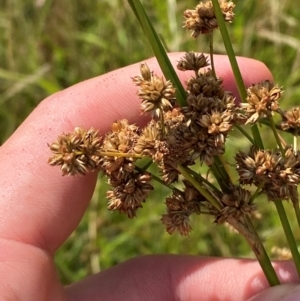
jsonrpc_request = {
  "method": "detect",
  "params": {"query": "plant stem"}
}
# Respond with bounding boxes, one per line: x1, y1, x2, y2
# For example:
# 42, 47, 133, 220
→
97, 151, 144, 159
242, 215, 280, 286
234, 124, 255, 144
208, 33, 216, 78
127, 0, 187, 106
135, 165, 177, 191
210, 156, 231, 193
177, 164, 222, 211
268, 113, 285, 156
211, 0, 263, 149
274, 199, 300, 277
186, 167, 221, 194
293, 202, 300, 228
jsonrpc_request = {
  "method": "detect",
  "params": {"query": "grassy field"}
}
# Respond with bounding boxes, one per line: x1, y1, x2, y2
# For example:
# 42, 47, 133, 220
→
1, 0, 300, 284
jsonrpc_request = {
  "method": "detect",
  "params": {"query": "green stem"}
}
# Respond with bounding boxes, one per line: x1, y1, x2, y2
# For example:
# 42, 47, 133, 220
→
293, 202, 300, 228
234, 124, 255, 144
97, 151, 144, 159
243, 215, 280, 286
127, 0, 186, 106
135, 165, 177, 191
177, 164, 222, 211
186, 167, 221, 194
210, 156, 231, 193
209, 33, 216, 78
250, 124, 264, 149
250, 184, 263, 205
268, 113, 285, 156
211, 0, 263, 149
274, 200, 300, 277
139, 159, 153, 171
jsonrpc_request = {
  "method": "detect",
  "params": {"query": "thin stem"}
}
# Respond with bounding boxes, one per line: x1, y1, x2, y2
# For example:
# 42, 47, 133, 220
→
210, 156, 232, 193
97, 151, 144, 159
177, 164, 222, 211
135, 165, 177, 192
250, 184, 263, 205
234, 124, 255, 144
186, 167, 221, 194
139, 159, 153, 171
268, 113, 285, 156
159, 108, 166, 137
127, 0, 186, 106
293, 202, 300, 228
211, 0, 263, 149
274, 200, 300, 277
208, 33, 216, 78
243, 215, 280, 286
250, 124, 264, 149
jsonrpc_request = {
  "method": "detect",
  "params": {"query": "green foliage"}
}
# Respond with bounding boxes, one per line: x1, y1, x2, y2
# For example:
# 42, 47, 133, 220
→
1, 0, 300, 284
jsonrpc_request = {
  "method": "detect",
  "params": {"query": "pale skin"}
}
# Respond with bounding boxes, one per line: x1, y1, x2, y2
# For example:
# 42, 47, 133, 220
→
0, 53, 299, 301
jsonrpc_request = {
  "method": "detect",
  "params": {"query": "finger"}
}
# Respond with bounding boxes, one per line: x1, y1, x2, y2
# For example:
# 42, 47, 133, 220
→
65, 255, 298, 301
247, 285, 300, 301
0, 54, 273, 253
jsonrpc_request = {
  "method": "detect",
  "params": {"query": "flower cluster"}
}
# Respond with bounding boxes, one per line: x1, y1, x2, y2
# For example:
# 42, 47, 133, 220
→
236, 146, 300, 203
48, 127, 102, 176
132, 62, 176, 117
183, 0, 235, 37
48, 1, 300, 239
244, 80, 283, 124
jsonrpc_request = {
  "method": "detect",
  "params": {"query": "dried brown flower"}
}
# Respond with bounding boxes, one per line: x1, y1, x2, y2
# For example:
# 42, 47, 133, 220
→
100, 119, 139, 183
132, 63, 176, 117
177, 52, 209, 74
183, 0, 235, 37
236, 146, 300, 202
161, 181, 205, 235
215, 186, 256, 224
48, 127, 102, 175
244, 80, 283, 124
281, 107, 300, 133
107, 171, 153, 218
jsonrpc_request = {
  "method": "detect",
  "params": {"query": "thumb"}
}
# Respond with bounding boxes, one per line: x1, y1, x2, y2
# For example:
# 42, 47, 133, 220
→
247, 284, 300, 301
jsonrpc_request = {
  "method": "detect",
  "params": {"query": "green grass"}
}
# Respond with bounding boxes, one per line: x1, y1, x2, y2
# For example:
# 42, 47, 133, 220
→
1, 0, 300, 284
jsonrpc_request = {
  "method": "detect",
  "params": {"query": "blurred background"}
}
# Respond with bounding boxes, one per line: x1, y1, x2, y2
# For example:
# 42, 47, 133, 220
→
1, 0, 299, 284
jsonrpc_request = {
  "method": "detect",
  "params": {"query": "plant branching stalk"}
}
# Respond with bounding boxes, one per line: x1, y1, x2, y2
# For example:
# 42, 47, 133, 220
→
243, 215, 281, 286
293, 202, 300, 228
97, 152, 144, 159
274, 199, 300, 277
186, 167, 221, 194
210, 156, 231, 193
211, 0, 264, 149
135, 165, 177, 191
209, 33, 217, 78
234, 124, 255, 144
268, 113, 285, 156
127, 0, 187, 106
177, 164, 222, 211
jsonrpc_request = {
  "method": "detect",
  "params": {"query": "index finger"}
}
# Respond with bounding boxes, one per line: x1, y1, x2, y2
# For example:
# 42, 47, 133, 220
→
0, 53, 273, 253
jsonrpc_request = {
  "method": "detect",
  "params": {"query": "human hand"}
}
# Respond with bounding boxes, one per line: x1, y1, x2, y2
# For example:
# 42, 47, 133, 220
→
0, 53, 298, 301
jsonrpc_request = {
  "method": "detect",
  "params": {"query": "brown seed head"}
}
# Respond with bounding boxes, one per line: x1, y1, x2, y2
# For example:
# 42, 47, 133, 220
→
245, 80, 283, 124
183, 0, 235, 37
48, 127, 102, 176
133, 63, 176, 117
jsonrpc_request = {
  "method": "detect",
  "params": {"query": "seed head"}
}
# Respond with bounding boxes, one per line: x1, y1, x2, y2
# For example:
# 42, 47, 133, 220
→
183, 0, 235, 37
107, 171, 153, 218
245, 80, 283, 124
48, 127, 102, 176
132, 63, 176, 117
281, 107, 300, 133
177, 52, 209, 73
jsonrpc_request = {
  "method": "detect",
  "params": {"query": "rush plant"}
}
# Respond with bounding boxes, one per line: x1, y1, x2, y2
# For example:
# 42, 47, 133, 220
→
48, 0, 300, 286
